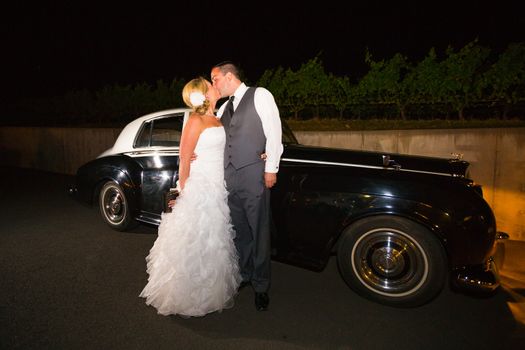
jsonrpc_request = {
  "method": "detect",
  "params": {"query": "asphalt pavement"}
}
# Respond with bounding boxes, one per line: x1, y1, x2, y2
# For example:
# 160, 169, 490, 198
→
1, 167, 524, 349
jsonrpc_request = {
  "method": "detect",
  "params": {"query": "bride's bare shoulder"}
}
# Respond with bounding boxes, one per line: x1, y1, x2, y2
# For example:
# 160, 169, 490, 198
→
183, 114, 206, 135
186, 113, 204, 126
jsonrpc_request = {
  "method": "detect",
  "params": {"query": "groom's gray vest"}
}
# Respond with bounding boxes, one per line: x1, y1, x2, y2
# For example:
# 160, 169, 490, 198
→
222, 87, 266, 169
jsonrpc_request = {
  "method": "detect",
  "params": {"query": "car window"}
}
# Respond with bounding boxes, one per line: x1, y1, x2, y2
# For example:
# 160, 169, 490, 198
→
134, 115, 184, 148
151, 118, 183, 147
135, 121, 153, 148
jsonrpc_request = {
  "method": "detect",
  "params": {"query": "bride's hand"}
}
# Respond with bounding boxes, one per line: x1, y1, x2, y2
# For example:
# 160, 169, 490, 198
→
260, 153, 267, 161
168, 200, 176, 208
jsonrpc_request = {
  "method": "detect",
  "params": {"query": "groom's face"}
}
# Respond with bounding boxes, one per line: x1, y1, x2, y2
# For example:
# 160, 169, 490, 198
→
211, 68, 230, 98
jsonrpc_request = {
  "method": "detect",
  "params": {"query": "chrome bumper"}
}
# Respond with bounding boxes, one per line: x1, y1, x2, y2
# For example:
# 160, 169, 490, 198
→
451, 257, 500, 293
451, 231, 508, 293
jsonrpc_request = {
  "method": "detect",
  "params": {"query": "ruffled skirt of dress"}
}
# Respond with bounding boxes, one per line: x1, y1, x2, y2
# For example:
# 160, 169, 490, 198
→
139, 169, 241, 317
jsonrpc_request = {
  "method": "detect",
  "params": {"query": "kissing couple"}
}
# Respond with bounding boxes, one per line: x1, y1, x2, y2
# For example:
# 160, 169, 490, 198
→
139, 61, 283, 317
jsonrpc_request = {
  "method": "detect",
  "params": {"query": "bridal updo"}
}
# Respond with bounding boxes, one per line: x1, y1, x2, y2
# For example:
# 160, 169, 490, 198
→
182, 77, 211, 115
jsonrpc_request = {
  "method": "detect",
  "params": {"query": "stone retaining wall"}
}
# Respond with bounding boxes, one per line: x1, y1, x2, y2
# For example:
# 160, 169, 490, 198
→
1, 126, 524, 240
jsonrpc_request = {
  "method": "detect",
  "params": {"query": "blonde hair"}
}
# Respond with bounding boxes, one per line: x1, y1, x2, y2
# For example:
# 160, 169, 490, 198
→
182, 77, 210, 115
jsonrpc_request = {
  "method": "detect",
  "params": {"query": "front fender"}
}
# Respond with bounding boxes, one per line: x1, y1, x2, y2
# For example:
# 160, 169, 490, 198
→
337, 191, 496, 269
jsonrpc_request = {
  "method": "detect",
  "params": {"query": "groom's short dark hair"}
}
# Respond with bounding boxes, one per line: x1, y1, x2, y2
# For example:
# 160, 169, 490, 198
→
213, 61, 242, 81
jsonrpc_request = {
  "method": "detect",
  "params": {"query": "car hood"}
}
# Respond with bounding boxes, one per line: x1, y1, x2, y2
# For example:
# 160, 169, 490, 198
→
282, 144, 470, 177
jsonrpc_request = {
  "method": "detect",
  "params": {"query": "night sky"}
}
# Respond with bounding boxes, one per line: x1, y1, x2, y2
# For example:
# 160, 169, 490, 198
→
3, 1, 524, 100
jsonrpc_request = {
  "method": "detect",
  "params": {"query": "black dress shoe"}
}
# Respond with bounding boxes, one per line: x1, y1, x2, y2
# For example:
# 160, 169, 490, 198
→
255, 292, 269, 311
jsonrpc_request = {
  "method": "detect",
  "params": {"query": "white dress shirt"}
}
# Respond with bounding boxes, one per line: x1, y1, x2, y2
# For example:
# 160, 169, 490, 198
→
217, 83, 283, 173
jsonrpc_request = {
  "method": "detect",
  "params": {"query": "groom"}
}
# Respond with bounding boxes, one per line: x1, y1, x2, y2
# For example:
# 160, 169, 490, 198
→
211, 62, 283, 311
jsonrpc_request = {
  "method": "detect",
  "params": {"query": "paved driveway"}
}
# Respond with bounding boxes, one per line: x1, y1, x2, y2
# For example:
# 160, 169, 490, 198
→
1, 167, 524, 349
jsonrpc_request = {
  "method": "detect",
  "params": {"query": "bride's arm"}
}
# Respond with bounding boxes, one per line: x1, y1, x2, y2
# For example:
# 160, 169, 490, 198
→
178, 115, 202, 190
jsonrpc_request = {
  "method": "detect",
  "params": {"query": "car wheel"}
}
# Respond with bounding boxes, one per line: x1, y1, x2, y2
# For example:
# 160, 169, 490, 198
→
99, 181, 135, 231
337, 215, 446, 307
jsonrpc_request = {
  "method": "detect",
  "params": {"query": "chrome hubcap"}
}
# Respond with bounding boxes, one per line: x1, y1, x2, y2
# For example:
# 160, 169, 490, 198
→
371, 245, 407, 277
102, 186, 125, 224
351, 228, 428, 297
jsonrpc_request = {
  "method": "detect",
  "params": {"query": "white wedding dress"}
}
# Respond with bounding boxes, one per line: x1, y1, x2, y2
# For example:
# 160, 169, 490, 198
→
140, 126, 241, 317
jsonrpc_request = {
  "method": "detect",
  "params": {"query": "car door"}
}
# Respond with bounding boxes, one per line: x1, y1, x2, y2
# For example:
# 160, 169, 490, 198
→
133, 114, 185, 219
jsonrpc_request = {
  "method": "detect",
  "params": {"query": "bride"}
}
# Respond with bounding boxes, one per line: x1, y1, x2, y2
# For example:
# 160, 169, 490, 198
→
139, 77, 241, 317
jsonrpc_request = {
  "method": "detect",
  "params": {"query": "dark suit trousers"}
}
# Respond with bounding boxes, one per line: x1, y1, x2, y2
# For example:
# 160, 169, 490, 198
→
225, 162, 271, 293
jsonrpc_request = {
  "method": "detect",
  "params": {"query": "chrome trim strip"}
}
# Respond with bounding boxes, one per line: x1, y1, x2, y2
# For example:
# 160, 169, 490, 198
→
124, 150, 180, 157
281, 157, 454, 177
121, 153, 454, 177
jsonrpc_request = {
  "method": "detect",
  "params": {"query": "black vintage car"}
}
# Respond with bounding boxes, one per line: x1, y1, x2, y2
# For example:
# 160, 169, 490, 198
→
70, 108, 505, 307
